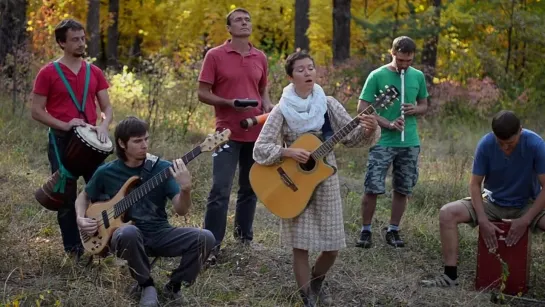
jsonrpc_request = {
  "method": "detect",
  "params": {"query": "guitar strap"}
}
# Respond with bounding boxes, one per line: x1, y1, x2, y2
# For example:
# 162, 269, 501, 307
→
53, 61, 91, 124
321, 110, 333, 141
140, 153, 160, 182
49, 61, 91, 194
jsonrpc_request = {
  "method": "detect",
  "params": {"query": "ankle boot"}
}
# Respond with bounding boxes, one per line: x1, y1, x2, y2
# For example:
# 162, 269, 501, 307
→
311, 267, 333, 305
299, 289, 316, 307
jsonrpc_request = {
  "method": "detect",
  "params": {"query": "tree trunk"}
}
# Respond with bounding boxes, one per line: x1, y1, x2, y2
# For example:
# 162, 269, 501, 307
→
129, 36, 143, 58
516, 0, 526, 81
333, 0, 351, 65
421, 0, 441, 85
99, 32, 107, 68
505, 0, 516, 73
107, 0, 120, 69
294, 0, 310, 51
392, 0, 400, 38
0, 0, 27, 66
86, 0, 101, 64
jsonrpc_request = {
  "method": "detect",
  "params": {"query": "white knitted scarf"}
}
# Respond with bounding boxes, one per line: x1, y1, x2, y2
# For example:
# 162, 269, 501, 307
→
278, 83, 327, 134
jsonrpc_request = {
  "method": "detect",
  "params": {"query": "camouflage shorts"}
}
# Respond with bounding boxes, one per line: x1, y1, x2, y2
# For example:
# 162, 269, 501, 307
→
364, 145, 420, 195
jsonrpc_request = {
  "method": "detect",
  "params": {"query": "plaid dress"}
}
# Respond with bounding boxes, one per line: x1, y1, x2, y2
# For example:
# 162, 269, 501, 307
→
253, 96, 380, 251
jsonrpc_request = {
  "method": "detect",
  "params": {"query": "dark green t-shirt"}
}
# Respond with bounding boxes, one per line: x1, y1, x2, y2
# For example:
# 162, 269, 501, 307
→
85, 159, 180, 234
359, 65, 429, 147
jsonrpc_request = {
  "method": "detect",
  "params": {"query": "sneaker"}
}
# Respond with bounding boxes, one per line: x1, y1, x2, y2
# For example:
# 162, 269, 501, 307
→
421, 273, 459, 288
239, 240, 266, 251
60, 250, 90, 268
205, 246, 219, 267
356, 230, 373, 248
310, 272, 332, 306
139, 286, 159, 307
127, 283, 141, 300
385, 230, 405, 247
299, 289, 316, 307
162, 283, 189, 305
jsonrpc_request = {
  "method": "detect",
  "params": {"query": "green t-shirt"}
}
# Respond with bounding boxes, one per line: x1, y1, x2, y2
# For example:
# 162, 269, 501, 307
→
85, 159, 180, 235
359, 65, 429, 147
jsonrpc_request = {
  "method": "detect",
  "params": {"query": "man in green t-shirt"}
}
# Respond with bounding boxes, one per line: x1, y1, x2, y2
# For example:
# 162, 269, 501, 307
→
75, 116, 215, 307
356, 36, 429, 249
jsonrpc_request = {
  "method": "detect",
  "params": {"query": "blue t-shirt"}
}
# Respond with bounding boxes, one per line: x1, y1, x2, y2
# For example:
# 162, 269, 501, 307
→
85, 159, 180, 234
472, 129, 545, 207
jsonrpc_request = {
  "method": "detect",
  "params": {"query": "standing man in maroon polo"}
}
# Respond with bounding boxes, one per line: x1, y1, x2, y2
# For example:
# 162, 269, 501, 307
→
31, 19, 113, 260
198, 7, 273, 263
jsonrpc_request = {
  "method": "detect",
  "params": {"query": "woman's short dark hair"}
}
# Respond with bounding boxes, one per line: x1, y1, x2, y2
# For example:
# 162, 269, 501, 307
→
285, 50, 315, 77
492, 110, 521, 140
114, 116, 149, 160
54, 19, 85, 49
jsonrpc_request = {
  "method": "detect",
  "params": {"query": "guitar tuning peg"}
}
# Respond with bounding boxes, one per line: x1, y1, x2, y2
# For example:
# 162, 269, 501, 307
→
218, 147, 223, 152
223, 144, 230, 149
212, 152, 218, 157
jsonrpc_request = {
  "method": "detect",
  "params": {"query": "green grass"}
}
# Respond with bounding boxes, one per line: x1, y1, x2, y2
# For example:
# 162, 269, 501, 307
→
1, 104, 544, 307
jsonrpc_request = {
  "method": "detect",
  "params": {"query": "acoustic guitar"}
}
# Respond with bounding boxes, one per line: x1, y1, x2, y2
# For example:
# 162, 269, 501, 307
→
80, 129, 231, 256
250, 86, 399, 219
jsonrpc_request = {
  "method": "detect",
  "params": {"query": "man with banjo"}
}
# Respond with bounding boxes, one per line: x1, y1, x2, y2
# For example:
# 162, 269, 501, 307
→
31, 18, 113, 261
355, 36, 429, 249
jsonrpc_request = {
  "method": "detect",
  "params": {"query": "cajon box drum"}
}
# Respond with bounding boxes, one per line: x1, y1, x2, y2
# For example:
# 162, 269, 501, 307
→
475, 221, 531, 295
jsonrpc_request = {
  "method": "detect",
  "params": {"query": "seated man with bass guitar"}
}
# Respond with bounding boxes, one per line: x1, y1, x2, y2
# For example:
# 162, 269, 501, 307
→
75, 116, 216, 307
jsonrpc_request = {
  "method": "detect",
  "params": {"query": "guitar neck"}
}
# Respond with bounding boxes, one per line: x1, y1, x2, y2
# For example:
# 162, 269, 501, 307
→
311, 106, 375, 159
113, 146, 202, 217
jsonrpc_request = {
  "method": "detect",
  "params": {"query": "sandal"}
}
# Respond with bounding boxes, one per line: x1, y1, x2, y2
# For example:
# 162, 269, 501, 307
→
421, 273, 459, 287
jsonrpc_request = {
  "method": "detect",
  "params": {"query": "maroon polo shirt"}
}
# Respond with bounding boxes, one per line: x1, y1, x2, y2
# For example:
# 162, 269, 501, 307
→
198, 40, 268, 142
33, 61, 110, 126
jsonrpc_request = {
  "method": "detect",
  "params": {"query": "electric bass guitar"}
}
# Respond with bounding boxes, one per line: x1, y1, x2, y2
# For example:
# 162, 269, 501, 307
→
249, 85, 399, 219
80, 129, 231, 256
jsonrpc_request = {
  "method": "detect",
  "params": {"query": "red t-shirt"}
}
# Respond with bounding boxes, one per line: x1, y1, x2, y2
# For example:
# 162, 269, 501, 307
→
198, 40, 268, 142
32, 61, 110, 126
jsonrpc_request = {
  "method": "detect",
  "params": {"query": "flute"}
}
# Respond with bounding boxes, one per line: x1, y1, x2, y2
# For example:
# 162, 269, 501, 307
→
400, 69, 405, 142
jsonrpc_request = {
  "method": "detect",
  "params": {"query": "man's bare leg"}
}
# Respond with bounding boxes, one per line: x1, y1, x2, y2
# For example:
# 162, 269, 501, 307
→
361, 193, 378, 225
357, 193, 378, 248
421, 200, 472, 287
390, 191, 407, 225
537, 214, 545, 231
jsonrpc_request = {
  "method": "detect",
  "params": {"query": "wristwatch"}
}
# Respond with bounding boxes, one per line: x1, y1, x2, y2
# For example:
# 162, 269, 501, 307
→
389, 122, 394, 129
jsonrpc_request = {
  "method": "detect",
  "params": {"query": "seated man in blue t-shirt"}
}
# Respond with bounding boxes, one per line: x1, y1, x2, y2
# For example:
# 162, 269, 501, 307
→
75, 116, 215, 307
421, 110, 545, 287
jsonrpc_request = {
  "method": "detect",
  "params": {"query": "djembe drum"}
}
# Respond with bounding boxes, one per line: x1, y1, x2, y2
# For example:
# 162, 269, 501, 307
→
35, 125, 114, 211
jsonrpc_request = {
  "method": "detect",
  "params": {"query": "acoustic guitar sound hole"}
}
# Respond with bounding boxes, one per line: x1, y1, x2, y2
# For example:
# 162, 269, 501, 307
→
299, 157, 316, 172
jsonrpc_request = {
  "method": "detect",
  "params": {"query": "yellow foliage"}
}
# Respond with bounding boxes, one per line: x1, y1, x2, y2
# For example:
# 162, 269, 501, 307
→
108, 66, 145, 106
27, 0, 87, 59
23, 0, 470, 69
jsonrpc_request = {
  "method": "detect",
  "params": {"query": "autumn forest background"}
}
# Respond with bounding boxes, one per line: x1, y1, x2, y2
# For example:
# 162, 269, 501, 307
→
1, 0, 545, 306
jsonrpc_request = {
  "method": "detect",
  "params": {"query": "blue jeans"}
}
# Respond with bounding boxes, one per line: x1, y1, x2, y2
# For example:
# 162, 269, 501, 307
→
47, 130, 95, 255
203, 140, 257, 247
